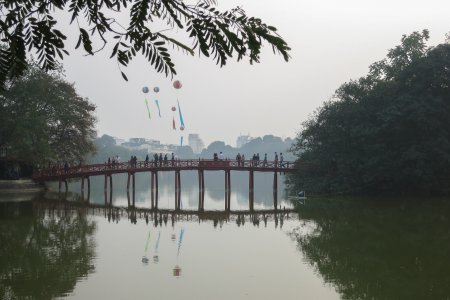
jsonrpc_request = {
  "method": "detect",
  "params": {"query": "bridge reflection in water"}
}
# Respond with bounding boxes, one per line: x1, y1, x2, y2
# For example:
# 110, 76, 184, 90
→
34, 198, 297, 229
34, 159, 298, 211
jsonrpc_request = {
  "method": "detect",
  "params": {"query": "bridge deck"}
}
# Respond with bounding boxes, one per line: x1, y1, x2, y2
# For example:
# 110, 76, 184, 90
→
33, 159, 297, 182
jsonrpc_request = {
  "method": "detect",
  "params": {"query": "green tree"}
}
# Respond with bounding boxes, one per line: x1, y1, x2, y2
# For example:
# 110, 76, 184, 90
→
290, 30, 450, 195
0, 63, 96, 165
0, 0, 291, 87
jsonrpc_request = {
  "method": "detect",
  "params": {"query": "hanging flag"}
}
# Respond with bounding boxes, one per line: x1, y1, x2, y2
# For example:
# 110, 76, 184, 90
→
145, 99, 151, 119
155, 99, 161, 117
172, 116, 176, 130
180, 136, 183, 146
177, 99, 185, 128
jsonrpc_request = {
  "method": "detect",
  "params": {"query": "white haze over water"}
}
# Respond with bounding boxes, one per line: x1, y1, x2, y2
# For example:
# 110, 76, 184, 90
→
59, 0, 450, 147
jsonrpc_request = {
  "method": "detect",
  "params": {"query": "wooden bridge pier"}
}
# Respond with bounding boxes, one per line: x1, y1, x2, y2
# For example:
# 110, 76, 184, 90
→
104, 174, 113, 205
150, 171, 159, 209
175, 170, 181, 210
81, 176, 91, 201
58, 178, 68, 194
126, 172, 136, 206
151, 172, 155, 209
249, 170, 254, 210
225, 170, 231, 211
198, 170, 205, 211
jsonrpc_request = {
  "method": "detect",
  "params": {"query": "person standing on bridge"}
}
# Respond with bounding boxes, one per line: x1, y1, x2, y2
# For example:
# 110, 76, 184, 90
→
171, 153, 175, 166
236, 153, 241, 166
153, 153, 158, 167
263, 153, 267, 166
274, 152, 278, 167
159, 153, 163, 166
279, 153, 284, 174
145, 154, 149, 167
219, 152, 224, 161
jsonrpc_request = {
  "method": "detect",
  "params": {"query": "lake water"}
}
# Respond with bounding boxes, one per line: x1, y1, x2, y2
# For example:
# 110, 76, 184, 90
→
1, 172, 450, 299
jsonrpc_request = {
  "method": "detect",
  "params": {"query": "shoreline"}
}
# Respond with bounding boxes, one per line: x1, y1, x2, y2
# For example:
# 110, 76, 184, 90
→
0, 179, 45, 193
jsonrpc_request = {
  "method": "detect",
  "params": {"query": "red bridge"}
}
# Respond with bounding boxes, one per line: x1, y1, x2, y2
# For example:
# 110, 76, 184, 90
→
33, 159, 298, 211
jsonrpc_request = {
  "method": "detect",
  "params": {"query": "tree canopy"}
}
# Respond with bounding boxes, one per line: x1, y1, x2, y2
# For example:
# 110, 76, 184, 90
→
0, 0, 291, 87
290, 30, 450, 195
0, 63, 96, 165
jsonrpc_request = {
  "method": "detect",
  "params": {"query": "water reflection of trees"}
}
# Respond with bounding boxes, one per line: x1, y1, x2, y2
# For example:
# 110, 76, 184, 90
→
0, 201, 96, 300
290, 198, 450, 300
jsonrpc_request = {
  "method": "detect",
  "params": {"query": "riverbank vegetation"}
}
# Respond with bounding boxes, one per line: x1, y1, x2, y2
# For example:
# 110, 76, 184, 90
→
290, 30, 450, 195
0, 63, 96, 178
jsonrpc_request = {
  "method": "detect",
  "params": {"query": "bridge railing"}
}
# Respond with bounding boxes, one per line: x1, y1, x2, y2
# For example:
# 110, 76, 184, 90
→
32, 159, 297, 180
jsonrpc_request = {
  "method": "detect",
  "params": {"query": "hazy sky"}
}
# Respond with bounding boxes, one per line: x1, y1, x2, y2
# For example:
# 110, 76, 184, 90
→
60, 0, 449, 147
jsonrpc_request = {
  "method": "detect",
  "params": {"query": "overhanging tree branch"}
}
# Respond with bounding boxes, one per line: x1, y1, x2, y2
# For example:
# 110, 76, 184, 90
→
0, 0, 291, 87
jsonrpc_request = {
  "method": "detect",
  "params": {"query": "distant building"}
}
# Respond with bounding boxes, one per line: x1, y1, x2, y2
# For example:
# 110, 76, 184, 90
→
236, 135, 253, 148
121, 138, 177, 154
188, 134, 205, 154
112, 137, 125, 146
127, 138, 160, 146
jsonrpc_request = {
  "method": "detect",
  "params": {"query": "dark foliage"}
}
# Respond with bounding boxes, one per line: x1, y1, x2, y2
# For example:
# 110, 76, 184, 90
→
0, 0, 291, 87
290, 30, 450, 195
289, 197, 450, 300
0, 201, 96, 300
0, 63, 97, 165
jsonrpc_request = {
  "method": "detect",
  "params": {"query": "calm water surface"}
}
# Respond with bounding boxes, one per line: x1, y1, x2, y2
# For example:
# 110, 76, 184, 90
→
1, 172, 450, 300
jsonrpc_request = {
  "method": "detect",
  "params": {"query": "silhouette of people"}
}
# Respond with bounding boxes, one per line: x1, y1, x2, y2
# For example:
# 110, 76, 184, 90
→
154, 153, 158, 167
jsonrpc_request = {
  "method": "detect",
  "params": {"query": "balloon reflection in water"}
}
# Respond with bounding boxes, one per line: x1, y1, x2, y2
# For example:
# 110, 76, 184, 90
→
173, 265, 181, 277
153, 232, 161, 264
173, 228, 185, 277
142, 231, 151, 265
